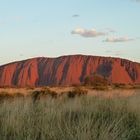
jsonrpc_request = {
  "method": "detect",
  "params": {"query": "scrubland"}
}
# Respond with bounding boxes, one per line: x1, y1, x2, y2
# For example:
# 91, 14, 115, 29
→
0, 87, 140, 140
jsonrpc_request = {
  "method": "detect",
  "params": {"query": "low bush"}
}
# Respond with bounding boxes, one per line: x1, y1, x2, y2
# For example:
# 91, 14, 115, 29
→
84, 73, 109, 90
32, 88, 58, 102
67, 87, 88, 98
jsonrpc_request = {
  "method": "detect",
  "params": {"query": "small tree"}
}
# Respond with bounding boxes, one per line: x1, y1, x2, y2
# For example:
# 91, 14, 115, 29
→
84, 76, 91, 85
84, 73, 109, 89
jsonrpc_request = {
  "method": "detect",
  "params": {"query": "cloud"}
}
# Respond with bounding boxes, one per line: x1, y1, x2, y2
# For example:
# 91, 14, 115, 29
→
71, 28, 107, 38
105, 28, 116, 33
104, 37, 134, 42
72, 14, 80, 18
0, 21, 6, 25
132, 0, 140, 2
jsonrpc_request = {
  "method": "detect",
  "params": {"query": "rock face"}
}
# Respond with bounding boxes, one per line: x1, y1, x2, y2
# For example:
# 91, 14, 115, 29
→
0, 55, 140, 87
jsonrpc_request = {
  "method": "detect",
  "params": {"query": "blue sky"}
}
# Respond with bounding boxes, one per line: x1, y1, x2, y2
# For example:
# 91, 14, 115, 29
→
0, 0, 140, 65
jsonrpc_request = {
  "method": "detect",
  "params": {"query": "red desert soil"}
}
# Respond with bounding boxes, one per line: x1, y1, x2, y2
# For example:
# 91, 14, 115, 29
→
0, 55, 140, 87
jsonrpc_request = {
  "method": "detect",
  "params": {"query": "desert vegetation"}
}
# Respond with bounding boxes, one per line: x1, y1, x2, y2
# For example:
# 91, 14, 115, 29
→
0, 90, 140, 140
84, 73, 109, 90
61, 87, 88, 98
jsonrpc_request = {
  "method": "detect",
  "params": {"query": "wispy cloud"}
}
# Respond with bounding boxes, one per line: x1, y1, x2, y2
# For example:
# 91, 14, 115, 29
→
0, 21, 6, 25
105, 50, 123, 56
72, 14, 79, 18
71, 28, 107, 38
104, 37, 134, 43
105, 28, 116, 33
132, 0, 140, 2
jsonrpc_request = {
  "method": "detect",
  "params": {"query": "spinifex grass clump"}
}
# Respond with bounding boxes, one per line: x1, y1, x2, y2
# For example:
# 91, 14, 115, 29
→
0, 95, 140, 140
32, 87, 58, 102
66, 87, 88, 98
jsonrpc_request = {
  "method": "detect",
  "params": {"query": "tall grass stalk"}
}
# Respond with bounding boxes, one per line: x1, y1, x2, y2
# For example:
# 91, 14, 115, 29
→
0, 95, 140, 140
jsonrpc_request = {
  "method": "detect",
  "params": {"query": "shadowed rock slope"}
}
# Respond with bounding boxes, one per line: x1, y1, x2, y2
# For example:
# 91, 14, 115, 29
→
0, 55, 140, 87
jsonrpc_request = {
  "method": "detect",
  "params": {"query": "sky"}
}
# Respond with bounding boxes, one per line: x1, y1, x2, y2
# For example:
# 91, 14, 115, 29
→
0, 0, 140, 65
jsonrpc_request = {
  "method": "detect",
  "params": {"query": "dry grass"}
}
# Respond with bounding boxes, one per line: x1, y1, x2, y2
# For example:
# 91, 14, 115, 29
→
0, 86, 139, 98
0, 94, 140, 140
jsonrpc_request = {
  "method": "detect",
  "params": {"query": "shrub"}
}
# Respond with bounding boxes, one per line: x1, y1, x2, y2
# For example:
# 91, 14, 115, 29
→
67, 87, 88, 98
84, 73, 109, 89
32, 88, 58, 102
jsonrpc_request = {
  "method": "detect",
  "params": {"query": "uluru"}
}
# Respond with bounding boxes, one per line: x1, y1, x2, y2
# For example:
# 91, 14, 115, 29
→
0, 55, 140, 87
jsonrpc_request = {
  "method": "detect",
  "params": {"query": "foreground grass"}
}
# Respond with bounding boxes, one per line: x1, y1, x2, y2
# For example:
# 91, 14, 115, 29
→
0, 95, 140, 140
